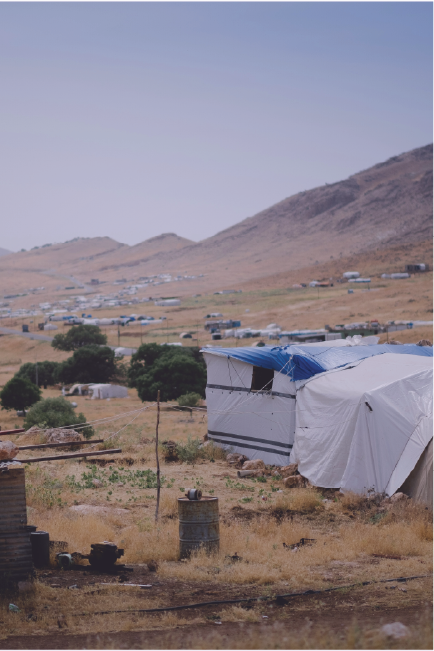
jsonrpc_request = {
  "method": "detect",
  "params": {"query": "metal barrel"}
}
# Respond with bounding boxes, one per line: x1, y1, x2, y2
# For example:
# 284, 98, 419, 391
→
178, 497, 219, 559
0, 467, 33, 585
30, 531, 50, 568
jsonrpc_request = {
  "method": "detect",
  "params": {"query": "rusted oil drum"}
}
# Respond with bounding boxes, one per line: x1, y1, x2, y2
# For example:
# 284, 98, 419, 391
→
0, 466, 33, 585
178, 497, 219, 559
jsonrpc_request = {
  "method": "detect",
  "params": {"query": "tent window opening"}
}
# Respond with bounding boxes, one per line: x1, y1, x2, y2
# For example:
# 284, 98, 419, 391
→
251, 366, 274, 392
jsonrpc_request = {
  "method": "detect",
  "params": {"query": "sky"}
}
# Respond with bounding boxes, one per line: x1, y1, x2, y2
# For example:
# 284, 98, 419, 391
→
0, 2, 432, 252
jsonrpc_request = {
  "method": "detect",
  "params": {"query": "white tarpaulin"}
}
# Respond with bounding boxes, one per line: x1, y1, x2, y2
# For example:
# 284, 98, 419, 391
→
291, 353, 433, 495
89, 384, 129, 399
204, 353, 295, 465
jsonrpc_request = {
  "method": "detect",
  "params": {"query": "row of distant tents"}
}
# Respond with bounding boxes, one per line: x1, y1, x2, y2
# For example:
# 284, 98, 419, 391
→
202, 339, 433, 505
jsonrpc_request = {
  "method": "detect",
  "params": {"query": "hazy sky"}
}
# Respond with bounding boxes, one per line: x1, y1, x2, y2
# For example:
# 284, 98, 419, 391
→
1, 2, 432, 252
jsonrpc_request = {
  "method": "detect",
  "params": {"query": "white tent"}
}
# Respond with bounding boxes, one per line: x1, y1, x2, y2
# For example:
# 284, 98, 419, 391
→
203, 347, 433, 502
291, 353, 432, 501
204, 353, 296, 466
89, 384, 129, 399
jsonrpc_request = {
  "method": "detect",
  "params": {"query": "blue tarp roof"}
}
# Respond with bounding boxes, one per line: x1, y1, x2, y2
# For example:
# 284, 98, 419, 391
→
201, 344, 433, 381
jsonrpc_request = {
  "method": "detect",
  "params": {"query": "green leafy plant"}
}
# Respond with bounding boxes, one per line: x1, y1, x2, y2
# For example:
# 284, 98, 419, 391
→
51, 324, 108, 351
57, 345, 118, 385
177, 392, 202, 408
0, 376, 42, 412
175, 436, 205, 464
66, 464, 166, 491
128, 343, 206, 401
16, 361, 61, 388
24, 397, 94, 439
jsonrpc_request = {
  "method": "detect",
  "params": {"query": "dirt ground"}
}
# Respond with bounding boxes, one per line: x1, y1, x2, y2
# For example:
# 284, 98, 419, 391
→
0, 245, 432, 649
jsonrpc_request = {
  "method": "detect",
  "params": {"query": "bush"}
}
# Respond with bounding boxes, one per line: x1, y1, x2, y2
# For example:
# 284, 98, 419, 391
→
57, 345, 117, 385
16, 361, 61, 388
173, 437, 226, 465
177, 392, 202, 408
0, 376, 42, 412
24, 397, 94, 439
129, 343, 206, 402
51, 324, 108, 351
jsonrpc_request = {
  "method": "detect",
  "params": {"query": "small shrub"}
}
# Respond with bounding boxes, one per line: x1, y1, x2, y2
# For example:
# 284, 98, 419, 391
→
24, 397, 94, 439
176, 436, 204, 464
177, 392, 202, 408
340, 491, 368, 512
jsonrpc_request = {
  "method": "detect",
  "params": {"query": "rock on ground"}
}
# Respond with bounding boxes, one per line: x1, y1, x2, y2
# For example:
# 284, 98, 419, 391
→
0, 440, 19, 460
45, 428, 83, 444
389, 492, 409, 503
381, 622, 410, 639
242, 459, 266, 471
283, 475, 307, 488
69, 505, 129, 517
279, 463, 298, 478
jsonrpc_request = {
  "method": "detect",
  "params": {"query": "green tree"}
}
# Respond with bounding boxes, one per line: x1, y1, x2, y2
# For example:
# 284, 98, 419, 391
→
0, 376, 42, 412
57, 345, 117, 385
16, 361, 61, 388
24, 397, 94, 439
129, 344, 206, 402
51, 325, 107, 352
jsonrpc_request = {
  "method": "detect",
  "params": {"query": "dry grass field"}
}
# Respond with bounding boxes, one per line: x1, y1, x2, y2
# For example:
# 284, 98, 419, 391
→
0, 387, 432, 648
0, 240, 432, 648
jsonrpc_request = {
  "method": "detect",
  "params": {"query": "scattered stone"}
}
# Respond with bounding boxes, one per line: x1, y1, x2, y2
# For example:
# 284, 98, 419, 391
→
417, 339, 432, 347
69, 505, 129, 517
45, 428, 83, 445
117, 483, 124, 487
147, 560, 159, 572
279, 463, 298, 478
283, 475, 306, 489
388, 340, 403, 345
381, 622, 410, 639
50, 584, 61, 588
92, 479, 103, 488
0, 440, 18, 461
57, 615, 67, 628
227, 453, 249, 468
389, 492, 408, 503
242, 459, 266, 471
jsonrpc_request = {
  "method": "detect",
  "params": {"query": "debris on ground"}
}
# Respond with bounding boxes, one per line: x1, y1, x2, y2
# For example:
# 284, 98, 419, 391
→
381, 622, 410, 639
242, 459, 266, 471
278, 463, 298, 478
88, 543, 124, 569
283, 538, 317, 550
45, 428, 83, 445
417, 339, 432, 346
147, 560, 159, 572
0, 440, 18, 460
225, 553, 243, 563
92, 479, 103, 488
389, 492, 409, 503
283, 475, 307, 488
227, 453, 249, 468
70, 504, 129, 517
162, 440, 179, 461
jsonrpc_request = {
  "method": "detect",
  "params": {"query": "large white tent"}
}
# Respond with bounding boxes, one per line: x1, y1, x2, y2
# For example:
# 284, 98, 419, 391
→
203, 345, 433, 502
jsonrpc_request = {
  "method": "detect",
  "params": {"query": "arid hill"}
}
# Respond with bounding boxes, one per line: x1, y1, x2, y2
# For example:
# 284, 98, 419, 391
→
1, 144, 432, 292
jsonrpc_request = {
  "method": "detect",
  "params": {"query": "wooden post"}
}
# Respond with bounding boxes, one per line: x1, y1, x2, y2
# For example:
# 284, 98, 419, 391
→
155, 390, 161, 523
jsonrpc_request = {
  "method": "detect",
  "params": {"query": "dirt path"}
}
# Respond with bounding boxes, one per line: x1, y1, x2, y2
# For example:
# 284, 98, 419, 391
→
1, 585, 431, 649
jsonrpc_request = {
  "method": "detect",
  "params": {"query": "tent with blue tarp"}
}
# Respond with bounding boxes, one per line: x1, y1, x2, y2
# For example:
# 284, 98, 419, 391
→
201, 344, 433, 501
203, 343, 432, 381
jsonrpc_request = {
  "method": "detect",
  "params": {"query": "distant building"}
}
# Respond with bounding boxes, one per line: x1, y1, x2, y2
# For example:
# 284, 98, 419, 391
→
405, 264, 429, 273
90, 279, 100, 285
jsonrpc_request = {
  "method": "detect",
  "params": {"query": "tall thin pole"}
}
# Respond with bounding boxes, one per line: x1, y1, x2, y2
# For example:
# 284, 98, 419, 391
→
155, 390, 161, 523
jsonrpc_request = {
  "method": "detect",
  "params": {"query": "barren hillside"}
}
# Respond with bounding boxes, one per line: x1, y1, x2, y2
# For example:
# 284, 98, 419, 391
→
0, 144, 431, 292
